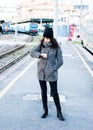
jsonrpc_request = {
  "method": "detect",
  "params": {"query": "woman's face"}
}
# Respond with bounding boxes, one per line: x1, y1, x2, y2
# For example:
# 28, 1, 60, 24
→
44, 37, 51, 43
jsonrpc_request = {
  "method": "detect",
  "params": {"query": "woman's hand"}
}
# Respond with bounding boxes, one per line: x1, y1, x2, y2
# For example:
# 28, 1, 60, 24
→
40, 53, 47, 59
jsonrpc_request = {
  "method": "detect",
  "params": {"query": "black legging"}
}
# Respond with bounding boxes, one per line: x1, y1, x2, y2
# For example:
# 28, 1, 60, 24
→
39, 80, 61, 111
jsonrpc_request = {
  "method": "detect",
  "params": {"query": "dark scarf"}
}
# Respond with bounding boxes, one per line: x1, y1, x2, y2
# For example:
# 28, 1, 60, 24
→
43, 42, 52, 48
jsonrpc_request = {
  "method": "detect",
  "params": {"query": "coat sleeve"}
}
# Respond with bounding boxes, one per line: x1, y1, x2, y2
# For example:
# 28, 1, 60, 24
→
30, 44, 41, 58
53, 46, 63, 71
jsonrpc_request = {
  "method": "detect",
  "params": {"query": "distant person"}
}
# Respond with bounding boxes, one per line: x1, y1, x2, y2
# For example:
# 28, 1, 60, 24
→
30, 27, 65, 121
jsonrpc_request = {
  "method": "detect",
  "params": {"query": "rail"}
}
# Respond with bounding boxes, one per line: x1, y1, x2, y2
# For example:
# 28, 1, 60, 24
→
0, 45, 25, 58
0, 45, 31, 73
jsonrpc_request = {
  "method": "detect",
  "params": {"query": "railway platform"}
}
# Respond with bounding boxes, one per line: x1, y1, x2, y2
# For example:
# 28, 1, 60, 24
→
0, 39, 93, 130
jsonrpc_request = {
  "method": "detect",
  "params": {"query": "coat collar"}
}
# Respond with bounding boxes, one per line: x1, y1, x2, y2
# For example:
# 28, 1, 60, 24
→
43, 42, 52, 47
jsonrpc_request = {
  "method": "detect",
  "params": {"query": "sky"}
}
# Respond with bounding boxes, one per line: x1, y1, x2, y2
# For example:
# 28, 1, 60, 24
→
0, 0, 22, 7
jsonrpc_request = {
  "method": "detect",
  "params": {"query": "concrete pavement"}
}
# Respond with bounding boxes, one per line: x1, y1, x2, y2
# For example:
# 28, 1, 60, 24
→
0, 42, 93, 130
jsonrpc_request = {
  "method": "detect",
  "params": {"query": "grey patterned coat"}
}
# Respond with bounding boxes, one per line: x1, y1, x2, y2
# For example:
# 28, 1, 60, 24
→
30, 42, 63, 81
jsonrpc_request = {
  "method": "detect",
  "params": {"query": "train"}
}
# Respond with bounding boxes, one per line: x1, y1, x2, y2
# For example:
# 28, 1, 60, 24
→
1, 22, 39, 36
1, 18, 54, 35
81, 14, 93, 54
1, 22, 11, 34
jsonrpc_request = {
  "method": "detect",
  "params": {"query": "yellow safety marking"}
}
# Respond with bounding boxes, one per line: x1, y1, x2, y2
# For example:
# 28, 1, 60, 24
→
0, 59, 37, 99
71, 44, 93, 77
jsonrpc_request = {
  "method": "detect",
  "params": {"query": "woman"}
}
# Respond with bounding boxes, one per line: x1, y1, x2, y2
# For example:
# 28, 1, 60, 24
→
30, 27, 64, 121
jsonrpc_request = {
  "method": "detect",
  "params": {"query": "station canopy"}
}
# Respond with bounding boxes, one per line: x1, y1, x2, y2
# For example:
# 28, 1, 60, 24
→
30, 18, 54, 23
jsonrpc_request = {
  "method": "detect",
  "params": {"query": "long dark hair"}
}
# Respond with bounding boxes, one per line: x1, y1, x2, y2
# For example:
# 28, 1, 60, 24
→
40, 38, 59, 49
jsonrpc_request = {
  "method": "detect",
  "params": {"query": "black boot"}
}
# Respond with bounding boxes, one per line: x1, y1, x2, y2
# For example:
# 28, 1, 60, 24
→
49, 81, 65, 121
39, 80, 48, 119
41, 109, 48, 119
41, 95, 48, 119
41, 92, 48, 119
57, 109, 65, 121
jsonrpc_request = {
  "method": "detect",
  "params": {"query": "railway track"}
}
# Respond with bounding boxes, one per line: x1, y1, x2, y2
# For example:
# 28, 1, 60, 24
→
0, 34, 42, 73
0, 44, 25, 58
0, 44, 32, 73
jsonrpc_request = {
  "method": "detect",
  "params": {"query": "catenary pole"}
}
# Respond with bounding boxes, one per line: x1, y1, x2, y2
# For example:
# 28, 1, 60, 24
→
15, 8, 18, 38
80, 0, 83, 37
54, 0, 58, 40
